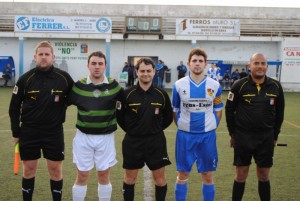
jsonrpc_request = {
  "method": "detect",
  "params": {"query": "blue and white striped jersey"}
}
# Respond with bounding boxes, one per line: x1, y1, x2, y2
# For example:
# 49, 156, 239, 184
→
172, 76, 223, 134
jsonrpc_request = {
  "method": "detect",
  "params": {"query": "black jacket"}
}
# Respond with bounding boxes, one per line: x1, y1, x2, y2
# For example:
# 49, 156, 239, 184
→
9, 66, 74, 137
116, 83, 173, 137
225, 75, 285, 140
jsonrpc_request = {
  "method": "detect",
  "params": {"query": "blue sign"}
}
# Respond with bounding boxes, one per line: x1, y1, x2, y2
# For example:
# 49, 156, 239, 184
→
16, 16, 30, 30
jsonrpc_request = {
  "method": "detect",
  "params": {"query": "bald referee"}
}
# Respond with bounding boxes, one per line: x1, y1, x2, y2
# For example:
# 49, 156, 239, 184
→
225, 53, 285, 201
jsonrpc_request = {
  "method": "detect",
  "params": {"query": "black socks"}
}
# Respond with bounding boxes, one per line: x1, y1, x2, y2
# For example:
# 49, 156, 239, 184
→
123, 182, 135, 201
50, 179, 63, 201
155, 184, 167, 201
232, 180, 245, 201
22, 177, 35, 201
258, 180, 270, 201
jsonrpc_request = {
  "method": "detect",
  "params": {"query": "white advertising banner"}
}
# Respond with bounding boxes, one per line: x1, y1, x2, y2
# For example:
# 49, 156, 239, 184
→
176, 18, 240, 36
14, 16, 112, 33
281, 44, 300, 83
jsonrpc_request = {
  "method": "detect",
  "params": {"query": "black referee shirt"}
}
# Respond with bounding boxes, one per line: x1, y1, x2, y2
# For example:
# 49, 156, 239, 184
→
225, 75, 285, 140
117, 84, 173, 137
9, 66, 74, 137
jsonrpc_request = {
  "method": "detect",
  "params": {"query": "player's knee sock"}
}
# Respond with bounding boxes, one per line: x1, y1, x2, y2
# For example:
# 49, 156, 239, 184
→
123, 182, 135, 201
22, 177, 35, 201
50, 179, 63, 201
175, 183, 187, 201
232, 180, 245, 201
72, 184, 87, 201
202, 183, 215, 201
155, 184, 167, 201
98, 183, 112, 201
258, 180, 270, 201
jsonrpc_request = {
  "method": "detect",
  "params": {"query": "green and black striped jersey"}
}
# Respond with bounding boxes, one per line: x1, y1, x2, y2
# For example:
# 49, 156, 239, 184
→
69, 77, 123, 135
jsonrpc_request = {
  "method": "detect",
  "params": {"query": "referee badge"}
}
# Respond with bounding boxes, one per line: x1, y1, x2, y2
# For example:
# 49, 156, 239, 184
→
54, 95, 60, 102
13, 85, 18, 94
116, 101, 122, 110
155, 107, 160, 115
270, 98, 275, 105
227, 91, 234, 101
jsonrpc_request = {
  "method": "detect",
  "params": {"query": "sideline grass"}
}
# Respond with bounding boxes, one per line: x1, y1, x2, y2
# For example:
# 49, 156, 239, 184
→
0, 87, 299, 200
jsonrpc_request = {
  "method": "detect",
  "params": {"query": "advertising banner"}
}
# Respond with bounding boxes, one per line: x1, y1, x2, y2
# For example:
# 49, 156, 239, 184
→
281, 44, 300, 83
14, 16, 112, 33
176, 18, 240, 36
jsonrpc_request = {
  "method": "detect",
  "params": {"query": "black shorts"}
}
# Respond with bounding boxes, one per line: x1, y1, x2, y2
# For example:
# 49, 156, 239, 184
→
233, 130, 274, 168
122, 133, 171, 170
19, 124, 65, 161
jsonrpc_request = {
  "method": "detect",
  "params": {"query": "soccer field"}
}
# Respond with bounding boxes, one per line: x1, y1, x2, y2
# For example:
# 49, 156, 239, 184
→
0, 87, 299, 201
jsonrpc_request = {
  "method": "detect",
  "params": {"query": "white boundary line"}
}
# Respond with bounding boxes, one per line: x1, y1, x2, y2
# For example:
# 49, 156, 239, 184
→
284, 120, 300, 129
143, 166, 153, 201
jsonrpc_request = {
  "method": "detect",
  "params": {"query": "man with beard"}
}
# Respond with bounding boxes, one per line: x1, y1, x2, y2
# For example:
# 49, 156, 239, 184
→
225, 53, 285, 201
172, 48, 223, 201
9, 41, 74, 201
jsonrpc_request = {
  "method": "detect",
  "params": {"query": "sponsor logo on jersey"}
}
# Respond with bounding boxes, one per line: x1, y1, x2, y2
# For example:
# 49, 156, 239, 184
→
182, 98, 212, 112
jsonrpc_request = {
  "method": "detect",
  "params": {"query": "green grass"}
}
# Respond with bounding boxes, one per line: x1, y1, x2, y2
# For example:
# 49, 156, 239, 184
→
0, 87, 299, 201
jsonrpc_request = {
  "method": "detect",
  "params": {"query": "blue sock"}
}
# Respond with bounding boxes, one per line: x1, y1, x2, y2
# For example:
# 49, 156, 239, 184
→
175, 183, 187, 201
202, 183, 215, 201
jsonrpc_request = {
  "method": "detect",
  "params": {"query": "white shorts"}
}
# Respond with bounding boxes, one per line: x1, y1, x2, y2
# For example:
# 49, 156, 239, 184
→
72, 129, 117, 171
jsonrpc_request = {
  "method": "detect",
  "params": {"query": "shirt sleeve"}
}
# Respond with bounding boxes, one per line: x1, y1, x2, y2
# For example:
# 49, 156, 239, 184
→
274, 82, 285, 140
225, 83, 239, 136
116, 90, 127, 132
171, 84, 180, 112
65, 73, 74, 106
213, 85, 223, 111
9, 78, 25, 137
162, 90, 173, 130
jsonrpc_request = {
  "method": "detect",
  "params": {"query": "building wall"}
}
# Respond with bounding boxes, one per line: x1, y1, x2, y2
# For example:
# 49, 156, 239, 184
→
1, 2, 300, 19
0, 2, 299, 90
1, 37, 281, 88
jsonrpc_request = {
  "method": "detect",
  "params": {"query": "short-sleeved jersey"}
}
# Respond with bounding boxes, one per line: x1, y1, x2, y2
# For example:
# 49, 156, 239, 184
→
172, 76, 223, 134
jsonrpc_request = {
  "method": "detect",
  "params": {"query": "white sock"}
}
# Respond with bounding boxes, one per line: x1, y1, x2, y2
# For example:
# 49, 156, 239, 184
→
98, 183, 112, 201
72, 184, 87, 201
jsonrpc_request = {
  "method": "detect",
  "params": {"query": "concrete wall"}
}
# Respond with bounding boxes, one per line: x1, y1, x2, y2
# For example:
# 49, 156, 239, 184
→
1, 2, 300, 19
0, 37, 281, 89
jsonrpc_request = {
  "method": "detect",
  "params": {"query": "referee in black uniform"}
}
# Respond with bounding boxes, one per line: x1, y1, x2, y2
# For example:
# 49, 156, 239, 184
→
9, 41, 74, 201
117, 57, 173, 201
225, 53, 285, 201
